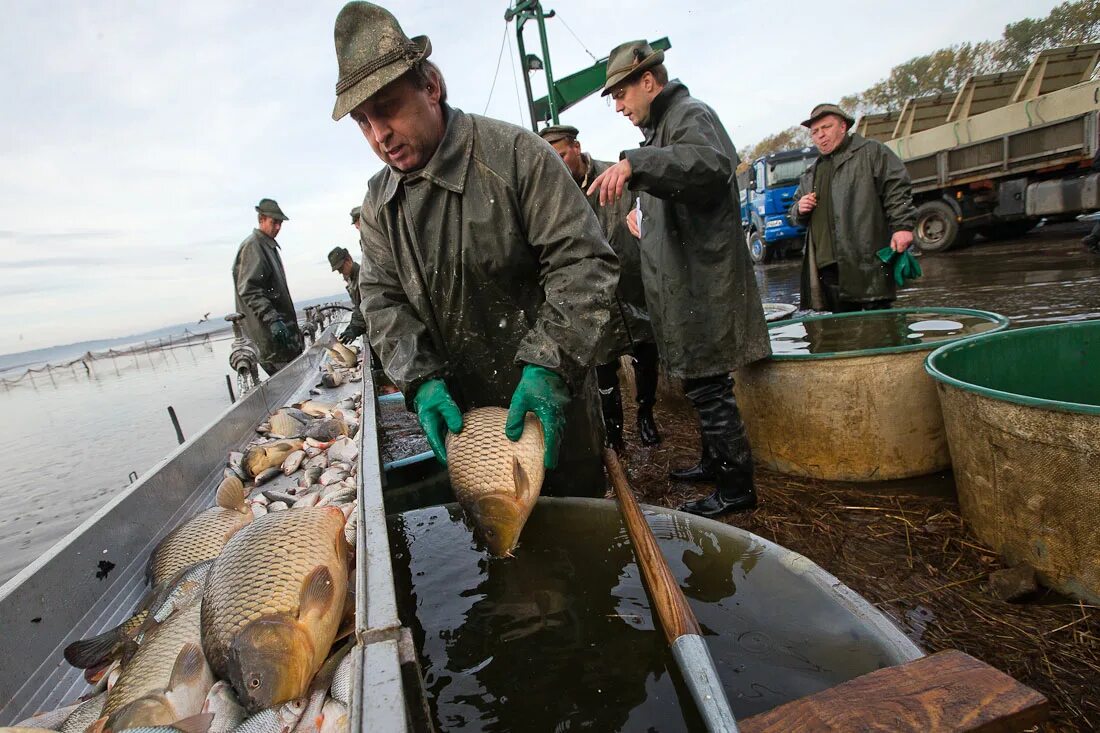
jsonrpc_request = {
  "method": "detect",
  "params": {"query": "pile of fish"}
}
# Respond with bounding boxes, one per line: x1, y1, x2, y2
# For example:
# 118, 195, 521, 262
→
13, 352, 364, 733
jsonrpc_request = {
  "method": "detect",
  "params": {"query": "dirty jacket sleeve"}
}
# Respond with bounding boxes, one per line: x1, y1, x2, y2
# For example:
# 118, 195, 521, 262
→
235, 241, 280, 326
514, 134, 621, 389
875, 145, 917, 232
357, 205, 446, 397
622, 105, 732, 204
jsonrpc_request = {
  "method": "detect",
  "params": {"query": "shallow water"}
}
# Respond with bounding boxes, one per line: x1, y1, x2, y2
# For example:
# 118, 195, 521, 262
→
769, 311, 1001, 355
0, 337, 237, 584
390, 501, 905, 732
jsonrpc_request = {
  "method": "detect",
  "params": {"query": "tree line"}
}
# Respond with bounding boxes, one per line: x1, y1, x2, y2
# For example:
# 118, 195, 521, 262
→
739, 0, 1100, 164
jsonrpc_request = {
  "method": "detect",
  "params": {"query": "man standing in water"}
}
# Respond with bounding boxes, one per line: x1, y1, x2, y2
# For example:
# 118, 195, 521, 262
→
539, 124, 662, 451
789, 104, 917, 312
231, 198, 302, 376
330, 2, 619, 493
588, 41, 770, 517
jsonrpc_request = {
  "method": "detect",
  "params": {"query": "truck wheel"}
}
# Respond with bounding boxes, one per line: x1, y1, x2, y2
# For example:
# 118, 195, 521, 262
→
915, 200, 962, 253
748, 230, 772, 264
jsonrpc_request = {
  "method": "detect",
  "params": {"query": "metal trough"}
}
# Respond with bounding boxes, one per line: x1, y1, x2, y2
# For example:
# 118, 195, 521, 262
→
735, 307, 1008, 481
926, 320, 1100, 603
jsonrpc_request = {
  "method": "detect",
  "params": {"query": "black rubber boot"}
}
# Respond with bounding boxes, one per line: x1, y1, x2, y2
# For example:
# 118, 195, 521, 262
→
633, 342, 662, 446
678, 464, 757, 517
596, 361, 625, 451
669, 440, 715, 482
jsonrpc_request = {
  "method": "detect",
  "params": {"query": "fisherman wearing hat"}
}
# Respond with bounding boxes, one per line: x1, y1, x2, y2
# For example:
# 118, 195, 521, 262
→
330, 2, 620, 493
539, 124, 662, 451
349, 205, 361, 229
327, 246, 366, 345
587, 41, 770, 517
231, 198, 303, 376
789, 103, 917, 312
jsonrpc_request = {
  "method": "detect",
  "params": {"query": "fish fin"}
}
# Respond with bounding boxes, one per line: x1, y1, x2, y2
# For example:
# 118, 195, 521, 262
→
216, 476, 247, 511
167, 643, 207, 690
64, 622, 132, 669
297, 566, 336, 621
86, 715, 109, 733
512, 457, 532, 504
170, 712, 215, 733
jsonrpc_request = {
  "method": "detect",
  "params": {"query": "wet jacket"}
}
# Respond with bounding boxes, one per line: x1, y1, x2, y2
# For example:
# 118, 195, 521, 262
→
232, 229, 302, 366
357, 106, 620, 489
622, 81, 770, 378
586, 156, 654, 353
788, 133, 917, 307
344, 261, 366, 338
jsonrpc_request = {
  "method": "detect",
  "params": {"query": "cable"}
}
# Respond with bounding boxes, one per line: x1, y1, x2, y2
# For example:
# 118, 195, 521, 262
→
483, 22, 510, 115
506, 26, 526, 127
556, 12, 597, 61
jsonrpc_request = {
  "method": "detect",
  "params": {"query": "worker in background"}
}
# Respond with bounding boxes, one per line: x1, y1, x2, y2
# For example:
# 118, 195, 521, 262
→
350, 205, 361, 230
790, 104, 918, 312
330, 2, 619, 494
539, 124, 662, 451
231, 198, 303, 376
587, 41, 770, 517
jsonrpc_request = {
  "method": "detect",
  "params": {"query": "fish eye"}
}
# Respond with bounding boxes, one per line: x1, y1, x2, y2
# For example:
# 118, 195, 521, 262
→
249, 676, 262, 689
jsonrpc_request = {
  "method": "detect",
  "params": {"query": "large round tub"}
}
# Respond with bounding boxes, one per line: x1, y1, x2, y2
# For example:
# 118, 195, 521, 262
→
926, 320, 1100, 602
735, 307, 1008, 481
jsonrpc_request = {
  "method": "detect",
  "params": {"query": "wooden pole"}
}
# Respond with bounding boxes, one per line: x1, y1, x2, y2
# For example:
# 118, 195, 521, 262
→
603, 449, 739, 732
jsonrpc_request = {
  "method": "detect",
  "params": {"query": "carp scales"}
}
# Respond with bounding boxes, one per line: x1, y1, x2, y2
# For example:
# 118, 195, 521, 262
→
324, 341, 358, 368
103, 600, 213, 730
200, 507, 349, 713
445, 407, 544, 557
146, 479, 251, 585
242, 440, 304, 479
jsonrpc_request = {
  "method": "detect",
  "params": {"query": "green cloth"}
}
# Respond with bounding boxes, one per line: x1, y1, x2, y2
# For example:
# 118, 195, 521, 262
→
809, 134, 851, 268
414, 379, 464, 466
504, 364, 571, 469
876, 246, 923, 286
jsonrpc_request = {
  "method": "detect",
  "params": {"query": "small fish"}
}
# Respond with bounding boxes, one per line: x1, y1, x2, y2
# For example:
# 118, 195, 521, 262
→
324, 342, 358, 368
305, 419, 347, 443
58, 692, 108, 733
299, 467, 324, 488
15, 700, 86, 730
319, 370, 344, 390
228, 698, 306, 733
203, 682, 246, 733
304, 454, 328, 471
446, 407, 544, 557
95, 712, 214, 733
281, 451, 305, 476
329, 652, 352, 706
268, 411, 305, 439
335, 398, 356, 413
293, 401, 335, 419
318, 469, 346, 487
268, 501, 289, 512
293, 493, 320, 509
341, 512, 356, 550
325, 438, 357, 466
317, 699, 347, 733
250, 504, 268, 519
252, 468, 280, 487
243, 440, 305, 480
317, 485, 355, 508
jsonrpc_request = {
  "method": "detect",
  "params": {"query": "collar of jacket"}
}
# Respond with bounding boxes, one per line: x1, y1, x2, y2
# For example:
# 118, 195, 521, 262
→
826, 132, 870, 169
253, 228, 280, 249
381, 105, 472, 204
642, 80, 689, 144
578, 153, 594, 189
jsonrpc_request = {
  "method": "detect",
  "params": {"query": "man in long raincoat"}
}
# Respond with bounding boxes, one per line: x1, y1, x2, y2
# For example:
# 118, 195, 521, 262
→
231, 198, 303, 376
330, 2, 620, 495
588, 41, 770, 517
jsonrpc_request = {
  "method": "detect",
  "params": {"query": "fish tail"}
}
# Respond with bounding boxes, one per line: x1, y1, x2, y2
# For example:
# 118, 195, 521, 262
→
170, 712, 215, 733
64, 623, 135, 669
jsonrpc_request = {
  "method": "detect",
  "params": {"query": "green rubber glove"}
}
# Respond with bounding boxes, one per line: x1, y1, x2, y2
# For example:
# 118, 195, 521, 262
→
414, 379, 463, 466
876, 246, 923, 287
504, 364, 570, 469
270, 319, 292, 351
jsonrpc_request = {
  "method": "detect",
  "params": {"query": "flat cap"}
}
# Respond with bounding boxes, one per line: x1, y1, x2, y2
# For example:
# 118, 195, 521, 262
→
538, 125, 579, 144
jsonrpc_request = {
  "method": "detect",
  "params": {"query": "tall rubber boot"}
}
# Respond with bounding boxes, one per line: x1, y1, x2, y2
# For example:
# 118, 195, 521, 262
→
633, 342, 662, 446
596, 361, 625, 451
669, 439, 715, 482
676, 374, 758, 516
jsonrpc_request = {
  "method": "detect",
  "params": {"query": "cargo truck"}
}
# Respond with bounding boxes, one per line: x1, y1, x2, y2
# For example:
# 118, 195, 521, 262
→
739, 147, 818, 263
856, 43, 1100, 252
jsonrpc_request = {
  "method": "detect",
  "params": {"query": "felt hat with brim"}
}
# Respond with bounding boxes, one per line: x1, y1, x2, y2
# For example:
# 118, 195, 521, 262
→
328, 246, 351, 270
801, 103, 855, 129
256, 198, 289, 221
331, 2, 432, 121
601, 41, 664, 96
538, 125, 579, 144
349, 205, 361, 223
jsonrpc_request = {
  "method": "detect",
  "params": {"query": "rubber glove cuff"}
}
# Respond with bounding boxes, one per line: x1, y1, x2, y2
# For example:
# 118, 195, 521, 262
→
414, 379, 463, 466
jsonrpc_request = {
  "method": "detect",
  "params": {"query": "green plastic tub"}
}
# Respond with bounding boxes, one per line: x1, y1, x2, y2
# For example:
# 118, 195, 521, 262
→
926, 320, 1100, 602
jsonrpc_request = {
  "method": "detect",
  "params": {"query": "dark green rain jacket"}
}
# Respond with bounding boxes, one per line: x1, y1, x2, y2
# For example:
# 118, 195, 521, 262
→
344, 260, 367, 338
622, 81, 770, 378
232, 230, 302, 366
788, 132, 917, 308
357, 107, 621, 493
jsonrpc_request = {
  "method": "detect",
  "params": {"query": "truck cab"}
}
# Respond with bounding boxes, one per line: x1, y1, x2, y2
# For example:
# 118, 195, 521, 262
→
741, 147, 818, 263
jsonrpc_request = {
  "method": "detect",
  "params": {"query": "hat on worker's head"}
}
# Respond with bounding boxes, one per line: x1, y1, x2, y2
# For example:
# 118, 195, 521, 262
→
801, 103, 855, 130
349, 205, 361, 224
601, 40, 665, 96
331, 1, 432, 121
256, 198, 289, 221
328, 246, 351, 271
538, 125, 580, 144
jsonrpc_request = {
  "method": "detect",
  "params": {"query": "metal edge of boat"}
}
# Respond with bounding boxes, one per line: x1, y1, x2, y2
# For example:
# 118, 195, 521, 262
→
0, 322, 404, 731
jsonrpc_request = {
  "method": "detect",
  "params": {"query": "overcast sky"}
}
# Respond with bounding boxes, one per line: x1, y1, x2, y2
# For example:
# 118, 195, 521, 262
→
0, 0, 1059, 353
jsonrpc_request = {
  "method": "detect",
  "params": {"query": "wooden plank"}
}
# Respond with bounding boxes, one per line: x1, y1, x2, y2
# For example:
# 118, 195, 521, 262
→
740, 649, 1048, 733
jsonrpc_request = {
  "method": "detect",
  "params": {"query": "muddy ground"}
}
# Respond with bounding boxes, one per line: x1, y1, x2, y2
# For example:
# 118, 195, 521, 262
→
621, 223, 1100, 731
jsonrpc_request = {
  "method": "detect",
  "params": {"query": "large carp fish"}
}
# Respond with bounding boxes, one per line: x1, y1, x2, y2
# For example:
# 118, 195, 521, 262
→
446, 406, 544, 557
200, 506, 349, 713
